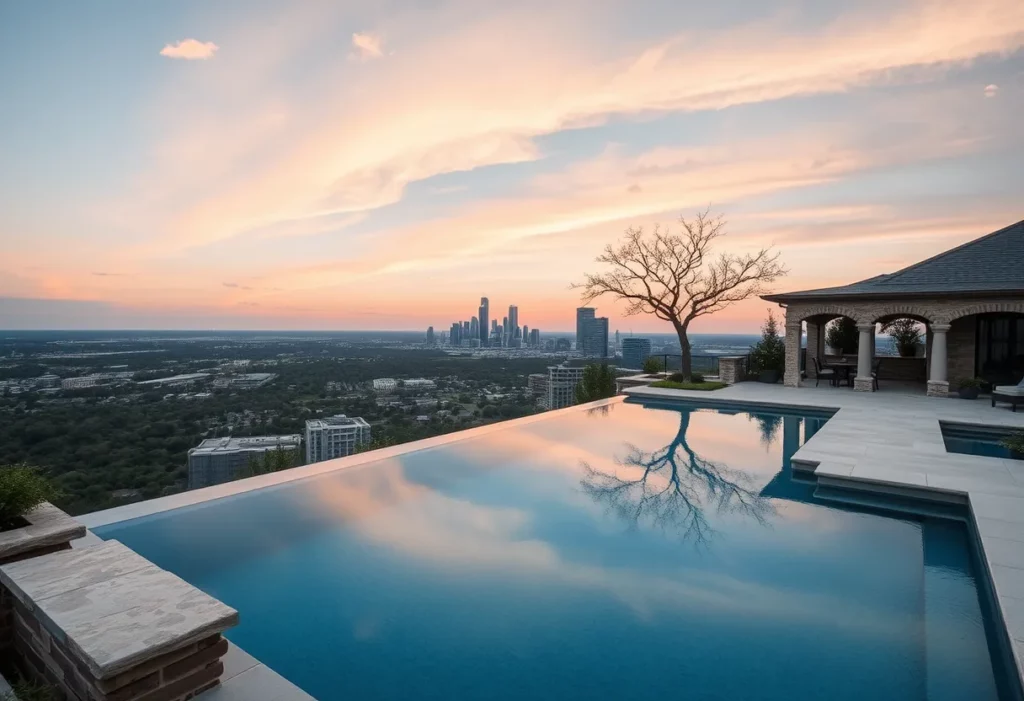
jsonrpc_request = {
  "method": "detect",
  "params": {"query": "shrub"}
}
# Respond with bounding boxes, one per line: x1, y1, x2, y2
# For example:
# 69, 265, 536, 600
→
642, 356, 663, 374
749, 310, 786, 374
668, 372, 685, 382
689, 372, 705, 384
0, 464, 59, 529
1002, 432, 1024, 455
955, 377, 984, 389
575, 364, 617, 404
667, 371, 703, 383
881, 318, 922, 357
826, 317, 859, 355
649, 380, 727, 391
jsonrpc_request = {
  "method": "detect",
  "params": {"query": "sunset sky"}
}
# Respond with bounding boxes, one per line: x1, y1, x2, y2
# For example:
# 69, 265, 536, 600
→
1, 0, 1022, 333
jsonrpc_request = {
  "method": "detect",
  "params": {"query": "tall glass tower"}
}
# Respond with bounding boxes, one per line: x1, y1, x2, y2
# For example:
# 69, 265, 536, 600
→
479, 297, 490, 347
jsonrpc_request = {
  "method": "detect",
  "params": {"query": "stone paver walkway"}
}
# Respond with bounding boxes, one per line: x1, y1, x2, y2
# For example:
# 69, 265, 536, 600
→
624, 382, 1024, 685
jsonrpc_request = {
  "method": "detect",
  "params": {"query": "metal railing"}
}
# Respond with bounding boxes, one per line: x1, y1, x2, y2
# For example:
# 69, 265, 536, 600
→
652, 354, 733, 377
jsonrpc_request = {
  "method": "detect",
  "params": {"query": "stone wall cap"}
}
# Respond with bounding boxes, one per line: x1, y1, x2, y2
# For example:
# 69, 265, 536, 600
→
0, 502, 85, 560
0, 539, 238, 680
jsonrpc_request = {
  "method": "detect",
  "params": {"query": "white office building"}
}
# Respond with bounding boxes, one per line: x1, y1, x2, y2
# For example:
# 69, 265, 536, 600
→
305, 415, 372, 463
544, 365, 587, 410
373, 378, 397, 394
402, 378, 436, 390
187, 434, 302, 489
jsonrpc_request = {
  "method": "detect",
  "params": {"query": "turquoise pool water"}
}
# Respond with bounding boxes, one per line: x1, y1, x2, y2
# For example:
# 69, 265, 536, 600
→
95, 399, 1017, 700
943, 423, 1023, 461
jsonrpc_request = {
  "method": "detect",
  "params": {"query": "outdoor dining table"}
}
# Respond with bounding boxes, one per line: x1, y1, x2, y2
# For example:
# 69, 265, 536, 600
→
826, 361, 858, 387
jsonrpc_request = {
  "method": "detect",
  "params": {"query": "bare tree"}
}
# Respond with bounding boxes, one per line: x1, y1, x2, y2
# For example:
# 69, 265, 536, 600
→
575, 211, 786, 380
580, 411, 775, 547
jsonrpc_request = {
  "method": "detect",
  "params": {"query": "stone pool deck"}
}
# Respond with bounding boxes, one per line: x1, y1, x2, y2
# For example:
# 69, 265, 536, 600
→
624, 382, 1024, 687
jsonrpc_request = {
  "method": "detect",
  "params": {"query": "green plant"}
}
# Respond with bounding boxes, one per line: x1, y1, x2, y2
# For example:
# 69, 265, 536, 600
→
749, 310, 786, 374
689, 372, 705, 384
1002, 432, 1024, 455
825, 317, 859, 355
641, 356, 663, 374
3, 678, 59, 701
881, 318, 922, 357
668, 372, 685, 382
575, 364, 617, 404
955, 377, 984, 389
0, 465, 59, 529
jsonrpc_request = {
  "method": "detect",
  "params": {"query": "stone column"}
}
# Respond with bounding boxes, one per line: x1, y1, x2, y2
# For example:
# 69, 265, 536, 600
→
784, 317, 802, 388
854, 323, 875, 392
719, 357, 743, 385
805, 322, 821, 378
928, 323, 950, 397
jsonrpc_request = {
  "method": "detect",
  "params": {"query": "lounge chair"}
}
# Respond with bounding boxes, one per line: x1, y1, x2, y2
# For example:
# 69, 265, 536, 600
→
811, 357, 836, 387
992, 377, 1024, 412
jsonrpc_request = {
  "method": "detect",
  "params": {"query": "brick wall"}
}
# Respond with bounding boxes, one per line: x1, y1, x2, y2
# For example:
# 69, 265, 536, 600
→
0, 543, 72, 655
11, 596, 226, 701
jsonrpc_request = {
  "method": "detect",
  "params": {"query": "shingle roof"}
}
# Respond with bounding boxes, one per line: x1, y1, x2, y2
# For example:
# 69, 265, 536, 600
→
763, 219, 1024, 302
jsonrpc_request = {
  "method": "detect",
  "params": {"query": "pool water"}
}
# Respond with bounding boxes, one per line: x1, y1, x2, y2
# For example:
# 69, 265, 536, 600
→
943, 423, 1024, 461
96, 399, 1017, 701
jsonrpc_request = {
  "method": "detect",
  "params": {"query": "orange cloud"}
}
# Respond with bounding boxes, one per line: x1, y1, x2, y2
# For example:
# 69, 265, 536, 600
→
160, 39, 219, 60
351, 32, 383, 60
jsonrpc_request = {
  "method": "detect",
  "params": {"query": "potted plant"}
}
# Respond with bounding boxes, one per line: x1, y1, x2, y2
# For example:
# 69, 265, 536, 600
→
955, 377, 983, 400
750, 310, 786, 384
0, 465, 81, 562
881, 318, 922, 357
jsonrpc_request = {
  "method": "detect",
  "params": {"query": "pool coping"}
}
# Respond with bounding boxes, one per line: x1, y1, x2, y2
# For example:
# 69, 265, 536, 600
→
623, 382, 1024, 694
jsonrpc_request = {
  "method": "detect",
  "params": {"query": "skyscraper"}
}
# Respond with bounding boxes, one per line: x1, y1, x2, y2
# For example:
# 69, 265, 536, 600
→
529, 328, 540, 346
522, 324, 529, 344
470, 315, 479, 339
614, 329, 621, 350
450, 322, 461, 346
479, 297, 489, 347
508, 305, 518, 340
426, 326, 434, 345
581, 317, 609, 358
576, 307, 595, 350
621, 338, 652, 369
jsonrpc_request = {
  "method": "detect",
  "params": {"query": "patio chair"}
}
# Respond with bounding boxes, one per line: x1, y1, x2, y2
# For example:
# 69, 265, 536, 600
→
992, 377, 1024, 412
871, 358, 882, 391
811, 357, 836, 387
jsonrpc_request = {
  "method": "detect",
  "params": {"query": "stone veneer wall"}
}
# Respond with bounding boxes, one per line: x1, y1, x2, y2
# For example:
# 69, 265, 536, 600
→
719, 357, 746, 384
947, 316, 976, 386
12, 604, 226, 701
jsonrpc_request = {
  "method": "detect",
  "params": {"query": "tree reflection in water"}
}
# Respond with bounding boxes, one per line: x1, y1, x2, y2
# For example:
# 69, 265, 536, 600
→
581, 410, 776, 547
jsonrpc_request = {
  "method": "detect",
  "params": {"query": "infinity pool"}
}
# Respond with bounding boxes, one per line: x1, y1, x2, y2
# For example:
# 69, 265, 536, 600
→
95, 399, 1016, 700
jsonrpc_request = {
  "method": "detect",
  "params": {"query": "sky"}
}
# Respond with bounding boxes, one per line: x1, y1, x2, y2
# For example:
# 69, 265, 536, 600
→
1, 0, 1022, 334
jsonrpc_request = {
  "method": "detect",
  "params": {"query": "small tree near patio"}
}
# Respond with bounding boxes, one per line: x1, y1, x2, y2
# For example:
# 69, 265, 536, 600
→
575, 364, 617, 404
881, 318, 922, 357
749, 309, 786, 377
575, 211, 786, 381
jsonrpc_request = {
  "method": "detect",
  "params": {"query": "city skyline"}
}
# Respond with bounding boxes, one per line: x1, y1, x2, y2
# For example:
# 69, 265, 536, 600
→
2, 1, 1023, 333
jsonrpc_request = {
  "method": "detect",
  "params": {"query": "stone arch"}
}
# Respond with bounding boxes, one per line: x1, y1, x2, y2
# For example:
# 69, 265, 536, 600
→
868, 304, 935, 325
788, 304, 866, 325
936, 300, 1024, 324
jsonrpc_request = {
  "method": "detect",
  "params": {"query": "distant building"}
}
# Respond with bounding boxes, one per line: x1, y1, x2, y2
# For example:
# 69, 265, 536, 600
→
529, 328, 540, 346
581, 317, 610, 358
621, 338, 652, 370
450, 322, 461, 346
402, 378, 436, 390
470, 315, 479, 340
426, 326, 434, 345
373, 378, 397, 393
556, 337, 572, 351
576, 307, 595, 349
545, 364, 587, 410
36, 374, 60, 388
231, 373, 275, 389
187, 434, 302, 489
136, 373, 210, 388
479, 297, 490, 347
61, 376, 98, 390
614, 330, 621, 351
527, 373, 548, 397
305, 415, 371, 464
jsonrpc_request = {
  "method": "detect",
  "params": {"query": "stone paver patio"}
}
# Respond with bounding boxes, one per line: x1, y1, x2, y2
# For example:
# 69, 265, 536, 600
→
624, 381, 1024, 687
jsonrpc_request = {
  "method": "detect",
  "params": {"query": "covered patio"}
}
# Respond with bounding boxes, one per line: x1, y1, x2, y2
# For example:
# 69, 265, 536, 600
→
762, 219, 1024, 397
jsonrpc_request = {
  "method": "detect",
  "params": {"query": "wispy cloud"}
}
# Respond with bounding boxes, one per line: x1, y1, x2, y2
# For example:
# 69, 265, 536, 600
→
351, 32, 383, 60
984, 83, 1000, 97
222, 281, 252, 290
160, 39, 219, 60
92, 271, 126, 277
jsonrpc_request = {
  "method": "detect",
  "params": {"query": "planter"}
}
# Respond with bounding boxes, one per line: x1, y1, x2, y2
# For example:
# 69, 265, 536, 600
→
757, 369, 780, 384
957, 386, 980, 400
0, 503, 85, 566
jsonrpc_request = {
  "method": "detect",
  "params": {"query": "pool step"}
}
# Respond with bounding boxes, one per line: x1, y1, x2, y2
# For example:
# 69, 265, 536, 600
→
812, 484, 965, 521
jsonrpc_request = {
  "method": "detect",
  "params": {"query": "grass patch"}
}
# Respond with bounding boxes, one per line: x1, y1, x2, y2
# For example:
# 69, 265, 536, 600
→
649, 380, 727, 391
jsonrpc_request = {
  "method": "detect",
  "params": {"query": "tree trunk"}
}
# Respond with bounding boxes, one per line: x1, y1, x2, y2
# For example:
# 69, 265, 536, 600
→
676, 323, 692, 380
